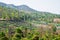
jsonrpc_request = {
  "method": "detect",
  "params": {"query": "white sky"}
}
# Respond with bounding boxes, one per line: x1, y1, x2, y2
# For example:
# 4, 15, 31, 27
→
0, 0, 60, 14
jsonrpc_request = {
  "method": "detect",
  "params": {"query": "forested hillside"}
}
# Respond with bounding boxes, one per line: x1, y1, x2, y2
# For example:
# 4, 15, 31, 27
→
0, 2, 60, 40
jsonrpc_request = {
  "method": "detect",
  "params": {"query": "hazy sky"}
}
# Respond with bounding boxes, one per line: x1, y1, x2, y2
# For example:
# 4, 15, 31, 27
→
0, 0, 60, 14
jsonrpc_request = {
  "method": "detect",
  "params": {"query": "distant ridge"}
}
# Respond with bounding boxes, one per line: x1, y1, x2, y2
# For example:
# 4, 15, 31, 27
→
0, 2, 38, 12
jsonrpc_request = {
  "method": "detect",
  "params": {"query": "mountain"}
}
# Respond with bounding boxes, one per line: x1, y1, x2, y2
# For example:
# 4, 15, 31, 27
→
0, 2, 37, 12
0, 2, 7, 7
16, 5, 37, 12
0, 2, 60, 32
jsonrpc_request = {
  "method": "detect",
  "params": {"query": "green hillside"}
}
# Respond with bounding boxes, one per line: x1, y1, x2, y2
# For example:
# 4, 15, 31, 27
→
0, 3, 60, 40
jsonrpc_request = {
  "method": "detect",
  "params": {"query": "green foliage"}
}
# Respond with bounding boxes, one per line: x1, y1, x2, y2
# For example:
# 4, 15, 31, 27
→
0, 37, 9, 40
0, 5, 60, 40
0, 32, 5, 37
16, 28, 22, 33
0, 32, 9, 40
53, 26, 57, 32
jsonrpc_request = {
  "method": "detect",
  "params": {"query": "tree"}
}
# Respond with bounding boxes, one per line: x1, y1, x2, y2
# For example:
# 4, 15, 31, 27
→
0, 32, 9, 40
12, 28, 24, 40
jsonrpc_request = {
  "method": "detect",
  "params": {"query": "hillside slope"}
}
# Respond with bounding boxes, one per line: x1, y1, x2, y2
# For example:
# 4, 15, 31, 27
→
0, 2, 60, 28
